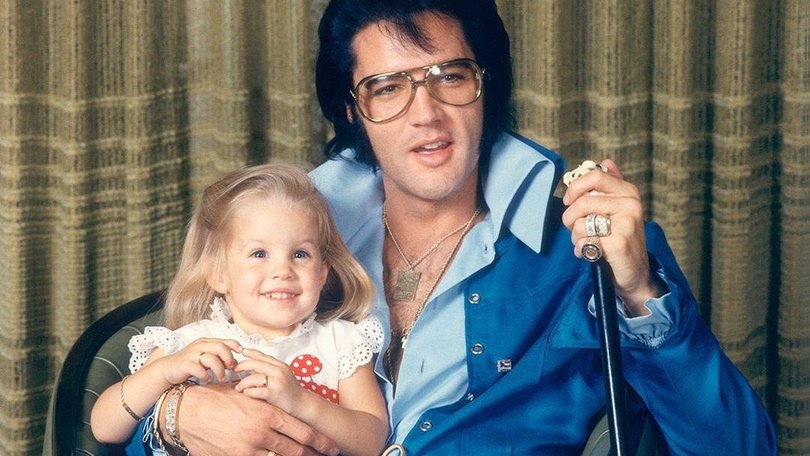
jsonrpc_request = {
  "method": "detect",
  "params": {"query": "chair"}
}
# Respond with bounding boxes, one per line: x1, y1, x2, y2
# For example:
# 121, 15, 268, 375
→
44, 291, 165, 456
44, 290, 656, 455
581, 410, 658, 455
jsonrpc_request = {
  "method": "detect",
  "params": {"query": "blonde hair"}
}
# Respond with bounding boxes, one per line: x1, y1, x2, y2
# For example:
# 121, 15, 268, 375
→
164, 163, 374, 329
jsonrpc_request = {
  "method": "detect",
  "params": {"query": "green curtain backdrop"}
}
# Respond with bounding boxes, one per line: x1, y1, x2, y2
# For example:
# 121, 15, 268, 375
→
0, 0, 807, 454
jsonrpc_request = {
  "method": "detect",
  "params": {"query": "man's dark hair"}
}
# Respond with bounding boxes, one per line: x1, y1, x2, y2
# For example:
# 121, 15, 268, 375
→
316, 0, 514, 169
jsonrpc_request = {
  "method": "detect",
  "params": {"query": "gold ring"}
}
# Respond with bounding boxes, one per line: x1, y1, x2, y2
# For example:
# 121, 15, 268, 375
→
267, 451, 276, 456
197, 352, 206, 364
381, 443, 406, 456
582, 236, 603, 262
264, 375, 269, 387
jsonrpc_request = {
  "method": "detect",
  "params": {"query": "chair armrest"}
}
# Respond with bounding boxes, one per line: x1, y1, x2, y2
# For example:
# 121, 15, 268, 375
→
44, 291, 165, 456
580, 410, 659, 456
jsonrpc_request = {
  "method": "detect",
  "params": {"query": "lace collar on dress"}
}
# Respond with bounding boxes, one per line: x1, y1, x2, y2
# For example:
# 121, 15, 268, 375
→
209, 296, 317, 346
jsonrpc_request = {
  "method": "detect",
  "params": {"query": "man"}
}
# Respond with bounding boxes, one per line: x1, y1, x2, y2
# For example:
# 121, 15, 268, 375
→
152, 1, 775, 454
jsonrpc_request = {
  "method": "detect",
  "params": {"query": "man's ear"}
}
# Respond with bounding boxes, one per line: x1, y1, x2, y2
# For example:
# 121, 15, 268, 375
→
345, 103, 355, 123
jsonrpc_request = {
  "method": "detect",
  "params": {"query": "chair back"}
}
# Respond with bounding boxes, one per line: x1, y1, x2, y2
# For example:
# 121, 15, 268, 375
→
43, 291, 165, 455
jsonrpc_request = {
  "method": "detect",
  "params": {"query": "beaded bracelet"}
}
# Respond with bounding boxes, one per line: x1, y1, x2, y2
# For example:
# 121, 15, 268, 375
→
120, 375, 144, 422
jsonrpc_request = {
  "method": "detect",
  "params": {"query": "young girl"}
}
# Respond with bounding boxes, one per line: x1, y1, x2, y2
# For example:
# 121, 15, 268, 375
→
90, 163, 388, 456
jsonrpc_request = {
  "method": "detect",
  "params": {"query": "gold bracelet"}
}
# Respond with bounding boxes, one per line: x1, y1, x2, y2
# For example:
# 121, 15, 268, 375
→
119, 375, 144, 422
165, 382, 191, 455
151, 387, 171, 452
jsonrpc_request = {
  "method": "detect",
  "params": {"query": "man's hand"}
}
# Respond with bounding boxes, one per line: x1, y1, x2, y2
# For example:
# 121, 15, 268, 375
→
562, 159, 662, 315
171, 382, 339, 456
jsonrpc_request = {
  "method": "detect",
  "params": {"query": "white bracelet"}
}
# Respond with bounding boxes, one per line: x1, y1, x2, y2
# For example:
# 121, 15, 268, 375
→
151, 388, 171, 452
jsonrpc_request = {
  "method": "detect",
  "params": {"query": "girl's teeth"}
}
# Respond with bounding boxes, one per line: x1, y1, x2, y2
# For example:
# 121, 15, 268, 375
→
268, 292, 294, 299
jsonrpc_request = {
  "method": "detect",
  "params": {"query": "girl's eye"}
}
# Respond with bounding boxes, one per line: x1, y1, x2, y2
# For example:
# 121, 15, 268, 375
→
293, 249, 311, 259
250, 249, 267, 259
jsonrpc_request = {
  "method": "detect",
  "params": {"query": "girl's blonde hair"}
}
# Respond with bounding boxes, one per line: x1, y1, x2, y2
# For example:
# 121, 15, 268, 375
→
164, 163, 373, 329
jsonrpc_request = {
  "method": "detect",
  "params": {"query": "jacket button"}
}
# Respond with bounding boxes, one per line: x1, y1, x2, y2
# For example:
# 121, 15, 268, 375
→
419, 420, 432, 432
471, 343, 484, 354
468, 293, 481, 304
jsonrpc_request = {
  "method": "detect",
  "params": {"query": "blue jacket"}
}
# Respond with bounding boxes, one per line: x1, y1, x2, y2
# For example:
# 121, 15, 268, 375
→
397, 202, 775, 454
312, 133, 776, 455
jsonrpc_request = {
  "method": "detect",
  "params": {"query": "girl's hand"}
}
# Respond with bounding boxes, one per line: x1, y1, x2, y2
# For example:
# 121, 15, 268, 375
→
149, 338, 243, 385
233, 348, 305, 417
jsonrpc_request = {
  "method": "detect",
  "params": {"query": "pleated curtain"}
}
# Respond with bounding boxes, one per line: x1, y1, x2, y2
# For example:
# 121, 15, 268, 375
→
0, 1, 807, 454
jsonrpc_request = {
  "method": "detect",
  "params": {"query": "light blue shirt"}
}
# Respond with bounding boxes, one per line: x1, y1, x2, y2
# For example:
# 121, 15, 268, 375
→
310, 133, 675, 443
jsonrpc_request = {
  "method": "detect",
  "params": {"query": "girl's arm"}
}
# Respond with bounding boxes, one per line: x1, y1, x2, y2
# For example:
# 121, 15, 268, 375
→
235, 349, 389, 456
90, 338, 242, 444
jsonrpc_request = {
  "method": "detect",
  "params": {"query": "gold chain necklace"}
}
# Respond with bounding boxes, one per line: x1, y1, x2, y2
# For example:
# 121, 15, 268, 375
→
384, 206, 481, 382
383, 206, 480, 301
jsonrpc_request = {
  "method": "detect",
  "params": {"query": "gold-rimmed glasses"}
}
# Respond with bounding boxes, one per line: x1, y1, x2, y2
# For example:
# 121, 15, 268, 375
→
350, 58, 485, 123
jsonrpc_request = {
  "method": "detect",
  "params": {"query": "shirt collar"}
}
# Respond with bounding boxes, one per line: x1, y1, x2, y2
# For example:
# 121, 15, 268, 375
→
309, 150, 384, 247
309, 132, 565, 253
484, 133, 564, 252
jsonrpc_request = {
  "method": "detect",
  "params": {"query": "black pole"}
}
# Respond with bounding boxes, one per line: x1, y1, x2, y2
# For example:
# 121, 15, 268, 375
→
589, 257, 628, 456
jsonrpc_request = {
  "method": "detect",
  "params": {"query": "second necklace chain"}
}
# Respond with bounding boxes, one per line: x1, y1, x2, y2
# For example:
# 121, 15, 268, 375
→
383, 206, 479, 301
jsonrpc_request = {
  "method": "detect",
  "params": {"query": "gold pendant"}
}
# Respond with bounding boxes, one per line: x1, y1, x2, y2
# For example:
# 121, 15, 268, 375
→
392, 269, 421, 301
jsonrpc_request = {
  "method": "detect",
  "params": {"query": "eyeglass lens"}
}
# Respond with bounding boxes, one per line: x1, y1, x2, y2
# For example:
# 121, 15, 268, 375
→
355, 60, 482, 122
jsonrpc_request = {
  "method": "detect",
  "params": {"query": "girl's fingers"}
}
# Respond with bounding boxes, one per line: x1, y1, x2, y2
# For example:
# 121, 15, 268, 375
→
233, 358, 288, 377
239, 347, 282, 362
199, 339, 242, 360
234, 372, 270, 393
240, 386, 270, 401
197, 352, 229, 382
236, 350, 287, 369
192, 366, 213, 384
185, 339, 243, 382
233, 362, 295, 394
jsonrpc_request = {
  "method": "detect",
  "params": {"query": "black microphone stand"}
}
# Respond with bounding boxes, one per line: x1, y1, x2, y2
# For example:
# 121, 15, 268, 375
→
583, 244, 628, 456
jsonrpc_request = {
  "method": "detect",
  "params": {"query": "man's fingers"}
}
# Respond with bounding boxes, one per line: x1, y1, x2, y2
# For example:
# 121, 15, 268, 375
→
253, 430, 320, 456
270, 410, 339, 456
